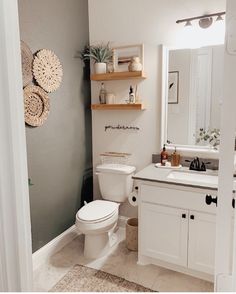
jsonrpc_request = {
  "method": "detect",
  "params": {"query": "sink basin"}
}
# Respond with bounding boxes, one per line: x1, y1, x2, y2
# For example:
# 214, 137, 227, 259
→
167, 171, 218, 186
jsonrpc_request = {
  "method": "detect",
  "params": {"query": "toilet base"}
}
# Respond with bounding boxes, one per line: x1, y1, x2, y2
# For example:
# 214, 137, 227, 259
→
84, 229, 118, 259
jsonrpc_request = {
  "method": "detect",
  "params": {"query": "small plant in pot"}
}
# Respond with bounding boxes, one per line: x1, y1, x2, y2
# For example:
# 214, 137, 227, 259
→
84, 43, 113, 74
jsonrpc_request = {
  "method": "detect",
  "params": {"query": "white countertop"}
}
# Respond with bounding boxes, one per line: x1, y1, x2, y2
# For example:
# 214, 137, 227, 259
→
133, 164, 224, 190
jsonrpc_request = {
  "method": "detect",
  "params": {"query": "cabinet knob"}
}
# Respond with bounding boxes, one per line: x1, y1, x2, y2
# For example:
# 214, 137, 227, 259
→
190, 215, 195, 220
205, 194, 217, 206
182, 213, 186, 219
233, 199, 235, 209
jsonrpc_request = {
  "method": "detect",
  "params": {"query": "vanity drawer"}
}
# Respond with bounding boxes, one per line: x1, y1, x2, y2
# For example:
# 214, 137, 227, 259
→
140, 184, 217, 214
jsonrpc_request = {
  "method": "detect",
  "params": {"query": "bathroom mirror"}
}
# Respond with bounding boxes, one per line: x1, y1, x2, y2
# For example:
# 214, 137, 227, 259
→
161, 45, 224, 155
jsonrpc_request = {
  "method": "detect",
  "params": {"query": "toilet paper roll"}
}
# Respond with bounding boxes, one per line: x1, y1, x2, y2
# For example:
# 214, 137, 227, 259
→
128, 190, 139, 207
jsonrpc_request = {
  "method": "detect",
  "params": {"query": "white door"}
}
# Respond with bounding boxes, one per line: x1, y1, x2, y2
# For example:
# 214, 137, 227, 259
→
188, 211, 216, 274
140, 203, 188, 266
0, 0, 33, 291
215, 0, 236, 291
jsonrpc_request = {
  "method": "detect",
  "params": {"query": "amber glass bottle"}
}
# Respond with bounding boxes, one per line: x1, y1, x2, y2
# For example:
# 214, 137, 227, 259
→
171, 147, 181, 167
161, 144, 168, 166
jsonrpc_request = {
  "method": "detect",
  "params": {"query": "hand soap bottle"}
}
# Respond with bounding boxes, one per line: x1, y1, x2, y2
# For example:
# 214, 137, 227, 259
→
171, 147, 181, 167
161, 144, 168, 166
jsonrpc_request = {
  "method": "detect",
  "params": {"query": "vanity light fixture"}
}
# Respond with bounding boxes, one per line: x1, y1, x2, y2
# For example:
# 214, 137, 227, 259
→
176, 11, 225, 29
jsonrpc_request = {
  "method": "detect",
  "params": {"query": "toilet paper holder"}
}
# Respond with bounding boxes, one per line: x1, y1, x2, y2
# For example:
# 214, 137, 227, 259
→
128, 186, 139, 207
132, 187, 139, 202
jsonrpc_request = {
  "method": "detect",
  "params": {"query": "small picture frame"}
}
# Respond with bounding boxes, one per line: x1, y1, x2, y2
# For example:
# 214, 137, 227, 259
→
168, 71, 179, 104
112, 44, 144, 72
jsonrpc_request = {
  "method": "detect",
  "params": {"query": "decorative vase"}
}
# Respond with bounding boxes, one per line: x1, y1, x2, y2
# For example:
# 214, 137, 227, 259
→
94, 62, 106, 74
128, 57, 143, 72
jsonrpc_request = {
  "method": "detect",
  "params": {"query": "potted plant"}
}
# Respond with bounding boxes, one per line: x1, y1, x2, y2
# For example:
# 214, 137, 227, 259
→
83, 43, 113, 74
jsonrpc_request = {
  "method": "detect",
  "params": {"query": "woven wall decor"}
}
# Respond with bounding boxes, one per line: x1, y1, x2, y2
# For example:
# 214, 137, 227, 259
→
33, 49, 63, 93
21, 40, 33, 87
24, 85, 50, 127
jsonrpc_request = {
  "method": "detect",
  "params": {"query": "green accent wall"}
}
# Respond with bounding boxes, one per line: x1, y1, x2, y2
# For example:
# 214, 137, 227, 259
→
18, 0, 92, 252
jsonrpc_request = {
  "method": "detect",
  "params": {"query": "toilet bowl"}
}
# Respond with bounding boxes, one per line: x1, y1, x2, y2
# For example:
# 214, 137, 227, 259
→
76, 200, 119, 259
75, 163, 136, 259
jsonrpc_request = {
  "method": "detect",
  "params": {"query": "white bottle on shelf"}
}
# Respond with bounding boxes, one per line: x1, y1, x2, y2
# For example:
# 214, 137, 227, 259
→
129, 86, 135, 104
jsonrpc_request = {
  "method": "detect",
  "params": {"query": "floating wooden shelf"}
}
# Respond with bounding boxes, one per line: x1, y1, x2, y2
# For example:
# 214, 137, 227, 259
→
91, 103, 145, 110
91, 71, 146, 81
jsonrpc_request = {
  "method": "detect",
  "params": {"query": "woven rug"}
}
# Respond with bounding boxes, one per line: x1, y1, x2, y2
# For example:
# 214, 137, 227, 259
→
51, 264, 155, 292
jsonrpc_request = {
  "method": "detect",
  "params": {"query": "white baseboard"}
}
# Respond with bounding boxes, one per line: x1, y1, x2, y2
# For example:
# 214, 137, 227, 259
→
33, 216, 130, 271
33, 225, 78, 271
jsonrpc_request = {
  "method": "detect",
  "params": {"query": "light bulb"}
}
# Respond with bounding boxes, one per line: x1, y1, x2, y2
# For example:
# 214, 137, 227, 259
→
199, 17, 213, 29
185, 20, 192, 27
216, 15, 223, 21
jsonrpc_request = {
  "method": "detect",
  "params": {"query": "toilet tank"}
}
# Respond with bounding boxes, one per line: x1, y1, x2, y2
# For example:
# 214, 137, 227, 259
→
96, 164, 136, 202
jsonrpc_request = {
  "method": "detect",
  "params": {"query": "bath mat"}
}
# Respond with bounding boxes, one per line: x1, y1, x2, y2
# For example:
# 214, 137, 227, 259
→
50, 264, 155, 292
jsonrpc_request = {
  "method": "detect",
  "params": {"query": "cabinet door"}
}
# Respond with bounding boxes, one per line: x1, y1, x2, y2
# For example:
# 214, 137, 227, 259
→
140, 202, 188, 267
188, 211, 216, 274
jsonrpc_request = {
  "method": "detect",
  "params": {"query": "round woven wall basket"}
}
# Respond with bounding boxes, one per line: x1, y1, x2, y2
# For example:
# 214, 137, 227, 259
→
24, 85, 50, 127
33, 49, 63, 93
21, 40, 33, 87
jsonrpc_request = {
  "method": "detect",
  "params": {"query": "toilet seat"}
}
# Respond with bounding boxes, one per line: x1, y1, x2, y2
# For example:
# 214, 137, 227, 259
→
76, 200, 119, 223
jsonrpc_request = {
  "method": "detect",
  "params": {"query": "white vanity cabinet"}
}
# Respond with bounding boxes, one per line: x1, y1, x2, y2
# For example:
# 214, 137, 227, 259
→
188, 211, 216, 274
138, 182, 217, 280
141, 202, 189, 267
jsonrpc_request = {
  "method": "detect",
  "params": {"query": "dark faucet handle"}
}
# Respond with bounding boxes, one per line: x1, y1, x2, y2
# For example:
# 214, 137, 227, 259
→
200, 162, 206, 171
202, 161, 211, 171
185, 159, 191, 163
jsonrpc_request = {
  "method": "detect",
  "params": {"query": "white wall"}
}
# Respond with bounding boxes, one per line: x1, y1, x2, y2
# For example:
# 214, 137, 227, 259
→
88, 0, 226, 217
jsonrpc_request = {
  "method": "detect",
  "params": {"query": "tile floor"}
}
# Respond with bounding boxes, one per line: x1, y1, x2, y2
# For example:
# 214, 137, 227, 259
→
34, 228, 214, 292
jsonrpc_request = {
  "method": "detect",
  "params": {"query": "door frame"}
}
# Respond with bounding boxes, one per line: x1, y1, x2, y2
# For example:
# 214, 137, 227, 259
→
0, 0, 33, 291
215, 0, 236, 291
1, 0, 236, 292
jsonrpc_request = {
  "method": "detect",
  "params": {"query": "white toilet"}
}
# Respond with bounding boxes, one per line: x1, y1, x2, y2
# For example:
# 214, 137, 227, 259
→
75, 163, 136, 259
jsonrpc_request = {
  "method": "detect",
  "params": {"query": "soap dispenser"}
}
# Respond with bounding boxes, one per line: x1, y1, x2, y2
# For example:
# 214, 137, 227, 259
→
161, 144, 168, 166
171, 147, 181, 167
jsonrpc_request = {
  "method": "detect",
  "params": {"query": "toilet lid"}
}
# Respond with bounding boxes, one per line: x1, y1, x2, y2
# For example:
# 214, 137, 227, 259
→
77, 200, 119, 222
96, 164, 136, 175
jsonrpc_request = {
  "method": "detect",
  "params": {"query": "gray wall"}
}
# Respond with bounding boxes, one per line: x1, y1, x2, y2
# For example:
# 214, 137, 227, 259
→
18, 0, 91, 252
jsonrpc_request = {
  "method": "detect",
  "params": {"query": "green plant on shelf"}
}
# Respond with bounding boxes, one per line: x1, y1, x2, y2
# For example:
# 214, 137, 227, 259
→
82, 43, 113, 63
